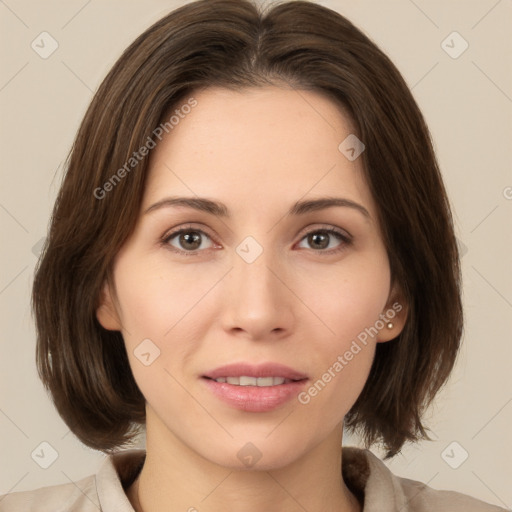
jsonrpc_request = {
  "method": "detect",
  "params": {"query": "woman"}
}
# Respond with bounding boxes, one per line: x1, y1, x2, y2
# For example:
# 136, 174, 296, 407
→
0, 0, 506, 510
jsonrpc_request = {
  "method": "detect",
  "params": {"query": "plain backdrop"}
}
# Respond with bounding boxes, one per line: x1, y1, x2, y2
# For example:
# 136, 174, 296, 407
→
0, 0, 511, 508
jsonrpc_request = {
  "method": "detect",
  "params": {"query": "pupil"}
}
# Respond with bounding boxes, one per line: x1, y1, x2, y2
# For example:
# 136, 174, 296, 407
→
181, 232, 201, 250
310, 232, 328, 249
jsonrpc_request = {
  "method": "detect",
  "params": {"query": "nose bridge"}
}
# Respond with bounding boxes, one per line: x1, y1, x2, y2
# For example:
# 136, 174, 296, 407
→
233, 238, 280, 305
236, 247, 274, 295
223, 236, 293, 337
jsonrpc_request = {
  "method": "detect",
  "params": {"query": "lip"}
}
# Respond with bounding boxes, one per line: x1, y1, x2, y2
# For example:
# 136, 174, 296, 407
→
202, 362, 308, 412
203, 362, 308, 381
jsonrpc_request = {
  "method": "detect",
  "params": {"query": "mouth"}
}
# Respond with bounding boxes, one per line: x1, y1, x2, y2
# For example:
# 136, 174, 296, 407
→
204, 376, 300, 386
201, 362, 309, 412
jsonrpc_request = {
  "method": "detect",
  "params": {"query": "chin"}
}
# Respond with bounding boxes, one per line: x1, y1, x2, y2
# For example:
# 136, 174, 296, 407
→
191, 429, 317, 472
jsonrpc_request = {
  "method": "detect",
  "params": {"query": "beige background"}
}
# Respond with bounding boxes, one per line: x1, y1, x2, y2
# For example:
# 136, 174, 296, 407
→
0, 0, 511, 508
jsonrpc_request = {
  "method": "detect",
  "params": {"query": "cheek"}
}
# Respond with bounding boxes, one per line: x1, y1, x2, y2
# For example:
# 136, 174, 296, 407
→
112, 257, 223, 395
111, 257, 206, 418
293, 253, 390, 414
113, 255, 220, 340
300, 251, 391, 344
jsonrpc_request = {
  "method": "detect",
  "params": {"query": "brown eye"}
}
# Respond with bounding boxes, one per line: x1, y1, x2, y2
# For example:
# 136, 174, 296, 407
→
297, 228, 351, 253
178, 231, 202, 250
308, 232, 330, 249
164, 228, 214, 253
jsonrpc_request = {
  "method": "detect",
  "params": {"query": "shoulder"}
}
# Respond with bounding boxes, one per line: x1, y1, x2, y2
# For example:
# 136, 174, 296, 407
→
0, 449, 145, 512
0, 474, 98, 512
341, 446, 509, 512
397, 475, 509, 511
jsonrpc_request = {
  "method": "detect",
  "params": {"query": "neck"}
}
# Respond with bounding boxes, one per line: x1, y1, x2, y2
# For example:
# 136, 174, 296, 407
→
127, 414, 361, 512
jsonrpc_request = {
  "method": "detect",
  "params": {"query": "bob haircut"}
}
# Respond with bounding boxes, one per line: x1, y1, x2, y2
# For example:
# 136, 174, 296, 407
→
33, 0, 463, 458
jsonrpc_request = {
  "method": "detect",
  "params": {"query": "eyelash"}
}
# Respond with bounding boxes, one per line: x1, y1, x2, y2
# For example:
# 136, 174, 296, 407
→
160, 223, 352, 257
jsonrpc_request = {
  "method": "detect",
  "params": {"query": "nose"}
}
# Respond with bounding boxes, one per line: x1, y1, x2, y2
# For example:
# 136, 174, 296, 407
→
220, 245, 295, 341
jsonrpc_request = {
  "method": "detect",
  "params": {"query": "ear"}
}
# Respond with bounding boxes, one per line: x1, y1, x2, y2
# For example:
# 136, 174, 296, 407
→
376, 282, 408, 343
96, 281, 123, 331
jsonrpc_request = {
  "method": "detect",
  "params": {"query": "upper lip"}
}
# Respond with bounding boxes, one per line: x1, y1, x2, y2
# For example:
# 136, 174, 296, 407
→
203, 363, 308, 381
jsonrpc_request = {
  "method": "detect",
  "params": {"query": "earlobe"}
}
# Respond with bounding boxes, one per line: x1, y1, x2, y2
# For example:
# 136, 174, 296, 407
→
95, 282, 122, 331
377, 288, 408, 343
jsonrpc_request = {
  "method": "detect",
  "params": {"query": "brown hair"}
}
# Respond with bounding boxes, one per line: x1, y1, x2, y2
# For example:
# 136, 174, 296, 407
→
33, 0, 463, 458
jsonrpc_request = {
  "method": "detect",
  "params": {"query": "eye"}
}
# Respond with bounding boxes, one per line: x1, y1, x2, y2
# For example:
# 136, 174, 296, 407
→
296, 228, 352, 254
162, 226, 216, 255
161, 224, 352, 256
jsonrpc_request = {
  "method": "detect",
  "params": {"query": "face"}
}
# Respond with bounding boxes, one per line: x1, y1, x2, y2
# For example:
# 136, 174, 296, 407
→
97, 86, 406, 470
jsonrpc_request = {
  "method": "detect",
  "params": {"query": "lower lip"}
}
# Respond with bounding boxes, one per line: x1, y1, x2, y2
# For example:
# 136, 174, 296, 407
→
202, 378, 308, 412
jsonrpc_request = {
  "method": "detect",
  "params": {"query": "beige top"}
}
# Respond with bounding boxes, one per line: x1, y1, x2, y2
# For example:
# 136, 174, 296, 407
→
0, 447, 507, 511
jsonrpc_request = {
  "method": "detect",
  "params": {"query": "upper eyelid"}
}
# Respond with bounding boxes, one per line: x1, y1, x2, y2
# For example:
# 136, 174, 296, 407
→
163, 224, 215, 241
296, 224, 351, 240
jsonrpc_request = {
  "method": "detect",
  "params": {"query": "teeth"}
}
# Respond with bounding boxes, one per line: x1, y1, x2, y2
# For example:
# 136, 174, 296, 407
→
214, 376, 288, 386
253, 377, 273, 386
240, 376, 257, 386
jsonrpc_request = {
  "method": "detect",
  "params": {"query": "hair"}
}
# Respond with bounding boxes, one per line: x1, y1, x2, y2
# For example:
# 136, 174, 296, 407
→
32, 0, 463, 458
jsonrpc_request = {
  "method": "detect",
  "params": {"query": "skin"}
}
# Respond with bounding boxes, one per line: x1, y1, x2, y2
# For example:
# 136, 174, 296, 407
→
97, 86, 407, 512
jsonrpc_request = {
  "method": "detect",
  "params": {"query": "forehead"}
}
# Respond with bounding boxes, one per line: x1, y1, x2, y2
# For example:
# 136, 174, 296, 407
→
143, 86, 375, 218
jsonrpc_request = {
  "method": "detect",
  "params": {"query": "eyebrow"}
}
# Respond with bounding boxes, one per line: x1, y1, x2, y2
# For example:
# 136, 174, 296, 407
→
144, 196, 370, 219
